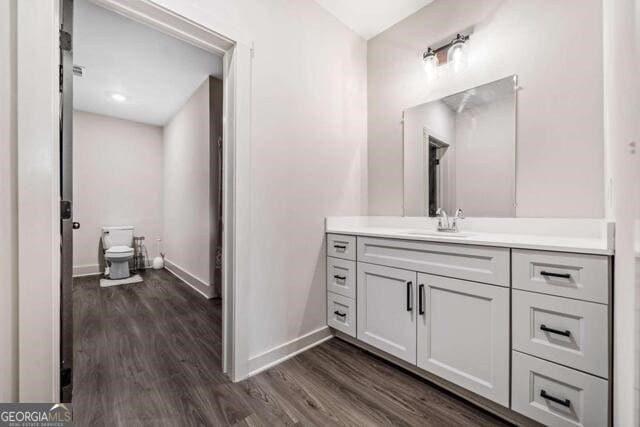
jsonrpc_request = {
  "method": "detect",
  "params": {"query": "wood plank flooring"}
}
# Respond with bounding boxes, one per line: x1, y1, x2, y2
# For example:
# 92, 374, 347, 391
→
73, 269, 510, 426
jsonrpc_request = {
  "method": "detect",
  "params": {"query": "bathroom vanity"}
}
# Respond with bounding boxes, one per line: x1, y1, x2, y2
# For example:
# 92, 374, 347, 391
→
325, 217, 614, 427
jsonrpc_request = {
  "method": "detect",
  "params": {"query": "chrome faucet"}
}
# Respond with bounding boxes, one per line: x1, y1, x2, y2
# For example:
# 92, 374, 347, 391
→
451, 208, 465, 232
436, 208, 465, 232
435, 208, 450, 231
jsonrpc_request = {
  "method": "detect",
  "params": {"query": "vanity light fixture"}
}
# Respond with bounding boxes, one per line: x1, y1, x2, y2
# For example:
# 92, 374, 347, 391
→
422, 32, 471, 77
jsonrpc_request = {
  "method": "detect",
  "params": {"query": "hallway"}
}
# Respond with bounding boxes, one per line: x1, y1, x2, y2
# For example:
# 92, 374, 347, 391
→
73, 269, 508, 426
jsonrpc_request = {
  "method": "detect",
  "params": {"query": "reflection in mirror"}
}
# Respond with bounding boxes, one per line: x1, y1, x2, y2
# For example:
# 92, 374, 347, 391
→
403, 76, 517, 217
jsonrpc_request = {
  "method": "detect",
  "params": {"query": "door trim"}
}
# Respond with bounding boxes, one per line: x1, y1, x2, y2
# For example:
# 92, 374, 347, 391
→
17, 0, 253, 400
17, 0, 62, 402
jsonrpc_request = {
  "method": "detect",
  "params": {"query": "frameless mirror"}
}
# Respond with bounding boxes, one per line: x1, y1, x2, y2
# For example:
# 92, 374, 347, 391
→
403, 76, 517, 217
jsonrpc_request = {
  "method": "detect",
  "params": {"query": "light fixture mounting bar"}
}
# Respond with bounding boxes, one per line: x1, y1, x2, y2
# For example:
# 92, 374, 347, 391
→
423, 26, 474, 55
432, 33, 470, 54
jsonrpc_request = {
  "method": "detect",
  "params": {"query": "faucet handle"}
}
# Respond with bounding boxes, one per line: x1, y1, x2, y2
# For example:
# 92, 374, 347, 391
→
454, 208, 465, 219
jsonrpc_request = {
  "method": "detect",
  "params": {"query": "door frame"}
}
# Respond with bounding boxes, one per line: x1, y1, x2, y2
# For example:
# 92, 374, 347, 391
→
17, 0, 252, 401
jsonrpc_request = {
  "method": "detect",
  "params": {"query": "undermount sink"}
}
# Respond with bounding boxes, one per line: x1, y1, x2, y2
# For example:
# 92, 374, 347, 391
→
401, 229, 475, 238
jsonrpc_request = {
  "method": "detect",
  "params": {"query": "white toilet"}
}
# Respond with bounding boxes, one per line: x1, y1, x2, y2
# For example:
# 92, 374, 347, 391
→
101, 226, 135, 280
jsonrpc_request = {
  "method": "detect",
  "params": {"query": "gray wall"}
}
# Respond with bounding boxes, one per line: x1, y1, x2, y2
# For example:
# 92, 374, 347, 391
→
368, 0, 604, 217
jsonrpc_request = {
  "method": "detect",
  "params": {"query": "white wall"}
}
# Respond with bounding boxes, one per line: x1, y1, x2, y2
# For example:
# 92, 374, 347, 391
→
603, 0, 640, 425
163, 78, 213, 294
73, 111, 163, 275
633, 20, 639, 423
368, 0, 604, 217
0, 0, 18, 403
454, 98, 515, 216
148, 0, 368, 365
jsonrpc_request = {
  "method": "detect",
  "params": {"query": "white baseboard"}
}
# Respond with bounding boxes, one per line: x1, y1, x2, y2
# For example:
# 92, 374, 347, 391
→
247, 326, 333, 377
164, 258, 217, 299
73, 264, 102, 277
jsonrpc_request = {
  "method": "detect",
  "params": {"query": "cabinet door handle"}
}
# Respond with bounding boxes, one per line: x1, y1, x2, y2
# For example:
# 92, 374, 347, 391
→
540, 389, 571, 407
334, 310, 346, 317
406, 281, 413, 311
333, 244, 347, 250
540, 324, 571, 337
418, 284, 425, 315
540, 271, 571, 279
333, 274, 346, 280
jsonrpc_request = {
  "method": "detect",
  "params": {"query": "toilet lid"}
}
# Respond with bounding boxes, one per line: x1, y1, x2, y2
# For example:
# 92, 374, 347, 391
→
106, 245, 133, 254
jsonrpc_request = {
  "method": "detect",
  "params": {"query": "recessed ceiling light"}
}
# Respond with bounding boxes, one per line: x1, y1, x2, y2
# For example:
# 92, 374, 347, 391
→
109, 92, 128, 103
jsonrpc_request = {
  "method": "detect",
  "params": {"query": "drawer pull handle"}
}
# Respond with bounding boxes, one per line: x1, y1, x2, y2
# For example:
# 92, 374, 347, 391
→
406, 281, 413, 311
540, 271, 571, 279
418, 284, 425, 315
540, 324, 571, 337
334, 310, 346, 317
333, 244, 347, 250
333, 274, 346, 280
540, 389, 571, 408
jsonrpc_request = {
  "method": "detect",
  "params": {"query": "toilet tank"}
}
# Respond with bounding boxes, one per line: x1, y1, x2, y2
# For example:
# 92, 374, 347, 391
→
102, 226, 134, 249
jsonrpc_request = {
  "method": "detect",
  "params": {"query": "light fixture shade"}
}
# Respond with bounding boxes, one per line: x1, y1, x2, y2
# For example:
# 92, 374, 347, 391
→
422, 48, 439, 78
447, 34, 467, 72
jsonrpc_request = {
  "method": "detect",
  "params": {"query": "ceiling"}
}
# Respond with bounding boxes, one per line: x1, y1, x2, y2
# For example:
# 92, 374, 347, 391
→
313, 0, 434, 40
73, 0, 223, 126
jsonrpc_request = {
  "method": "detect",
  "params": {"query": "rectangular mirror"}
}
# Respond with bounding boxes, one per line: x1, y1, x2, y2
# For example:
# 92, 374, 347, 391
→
403, 76, 517, 217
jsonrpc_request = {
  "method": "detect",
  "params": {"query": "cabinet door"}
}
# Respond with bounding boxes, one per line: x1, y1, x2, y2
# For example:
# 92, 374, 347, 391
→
416, 273, 510, 406
357, 262, 417, 364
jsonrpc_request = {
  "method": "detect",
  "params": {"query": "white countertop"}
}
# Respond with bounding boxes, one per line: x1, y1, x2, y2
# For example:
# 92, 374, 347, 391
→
326, 217, 615, 255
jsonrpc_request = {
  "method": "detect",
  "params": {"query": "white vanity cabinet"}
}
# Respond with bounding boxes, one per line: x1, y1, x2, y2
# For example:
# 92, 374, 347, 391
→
329, 235, 511, 405
325, 232, 612, 426
417, 274, 510, 406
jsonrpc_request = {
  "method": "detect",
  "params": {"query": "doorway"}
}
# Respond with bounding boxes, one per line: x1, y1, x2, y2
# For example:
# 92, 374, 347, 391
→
55, 0, 246, 405
17, 0, 251, 402
426, 135, 449, 217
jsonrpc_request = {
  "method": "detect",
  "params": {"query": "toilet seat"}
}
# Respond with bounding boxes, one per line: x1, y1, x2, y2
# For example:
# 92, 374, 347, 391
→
105, 245, 134, 259
106, 245, 133, 254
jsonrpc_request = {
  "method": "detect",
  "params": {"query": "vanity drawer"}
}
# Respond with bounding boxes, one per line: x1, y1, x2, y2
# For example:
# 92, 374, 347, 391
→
327, 257, 356, 298
357, 236, 510, 286
327, 234, 356, 260
327, 292, 356, 337
512, 249, 609, 304
512, 351, 608, 427
513, 290, 608, 378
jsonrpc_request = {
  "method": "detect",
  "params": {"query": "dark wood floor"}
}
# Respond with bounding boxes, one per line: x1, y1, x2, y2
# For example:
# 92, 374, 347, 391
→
73, 269, 510, 426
